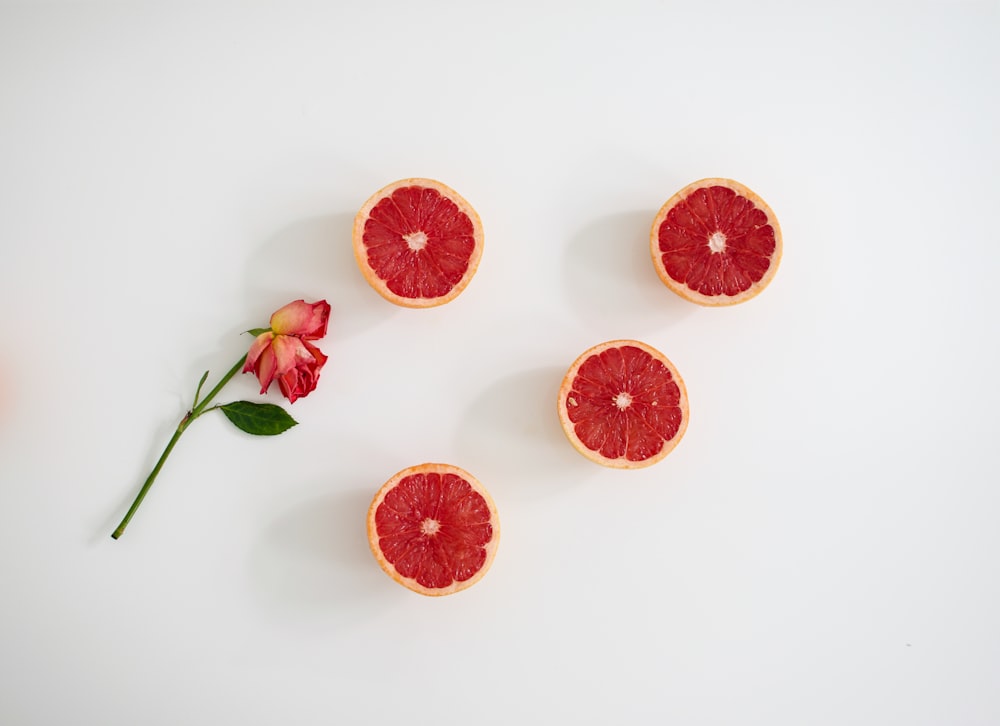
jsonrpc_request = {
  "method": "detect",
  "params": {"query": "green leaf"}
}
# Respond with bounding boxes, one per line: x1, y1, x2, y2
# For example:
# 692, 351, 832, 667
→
192, 370, 210, 407
245, 327, 271, 337
219, 401, 298, 436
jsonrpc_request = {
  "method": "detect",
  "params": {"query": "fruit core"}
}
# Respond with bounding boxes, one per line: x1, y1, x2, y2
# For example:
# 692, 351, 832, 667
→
404, 230, 428, 251
614, 392, 633, 410
420, 517, 441, 536
708, 231, 726, 253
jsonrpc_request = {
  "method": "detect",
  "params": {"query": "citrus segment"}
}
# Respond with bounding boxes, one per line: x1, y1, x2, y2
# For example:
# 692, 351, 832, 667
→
367, 463, 499, 596
353, 179, 484, 308
558, 340, 689, 469
651, 178, 781, 305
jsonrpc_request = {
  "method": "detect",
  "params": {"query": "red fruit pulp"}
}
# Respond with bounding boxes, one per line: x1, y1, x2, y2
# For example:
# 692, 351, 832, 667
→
566, 345, 683, 462
361, 186, 476, 299
374, 471, 494, 590
656, 185, 776, 297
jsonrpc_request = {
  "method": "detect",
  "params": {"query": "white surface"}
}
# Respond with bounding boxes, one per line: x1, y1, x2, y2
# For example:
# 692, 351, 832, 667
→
1, 2, 998, 724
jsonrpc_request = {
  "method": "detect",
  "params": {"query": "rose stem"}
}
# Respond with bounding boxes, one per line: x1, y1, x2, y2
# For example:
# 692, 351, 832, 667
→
111, 354, 247, 540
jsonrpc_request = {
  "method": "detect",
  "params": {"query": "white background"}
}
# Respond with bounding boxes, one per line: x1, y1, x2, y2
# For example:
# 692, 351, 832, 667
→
1, 1, 998, 724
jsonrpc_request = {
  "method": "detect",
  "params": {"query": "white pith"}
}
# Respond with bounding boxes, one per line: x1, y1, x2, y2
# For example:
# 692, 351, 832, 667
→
708, 230, 726, 253
404, 230, 428, 251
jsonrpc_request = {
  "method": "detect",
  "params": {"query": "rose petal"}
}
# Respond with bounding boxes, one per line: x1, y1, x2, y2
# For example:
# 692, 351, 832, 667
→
277, 363, 314, 404
275, 339, 328, 403
243, 332, 274, 372
277, 369, 305, 403
254, 347, 277, 394
302, 339, 328, 369
269, 300, 330, 339
270, 335, 304, 375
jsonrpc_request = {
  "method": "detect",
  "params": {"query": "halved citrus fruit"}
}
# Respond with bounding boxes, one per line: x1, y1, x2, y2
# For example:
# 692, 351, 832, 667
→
558, 340, 689, 469
651, 178, 782, 306
353, 178, 484, 308
367, 463, 500, 596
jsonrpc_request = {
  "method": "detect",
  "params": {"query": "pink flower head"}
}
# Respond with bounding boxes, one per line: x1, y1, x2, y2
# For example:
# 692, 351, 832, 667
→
243, 299, 330, 403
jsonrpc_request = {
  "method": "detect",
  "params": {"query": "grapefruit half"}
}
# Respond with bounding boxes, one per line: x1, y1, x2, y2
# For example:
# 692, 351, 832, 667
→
558, 340, 689, 469
353, 178, 484, 308
367, 463, 500, 596
651, 178, 781, 305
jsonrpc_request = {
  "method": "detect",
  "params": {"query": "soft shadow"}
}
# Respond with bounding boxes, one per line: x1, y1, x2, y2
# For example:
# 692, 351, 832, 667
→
454, 366, 595, 500
247, 483, 391, 620
0, 353, 12, 429
244, 212, 398, 341
563, 210, 695, 334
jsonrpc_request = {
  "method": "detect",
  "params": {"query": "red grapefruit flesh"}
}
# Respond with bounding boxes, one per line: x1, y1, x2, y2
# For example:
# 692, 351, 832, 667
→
651, 178, 781, 305
367, 463, 500, 596
558, 340, 689, 469
353, 178, 484, 308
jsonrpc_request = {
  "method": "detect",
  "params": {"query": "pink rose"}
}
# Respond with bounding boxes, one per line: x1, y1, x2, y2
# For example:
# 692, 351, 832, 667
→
243, 300, 330, 403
